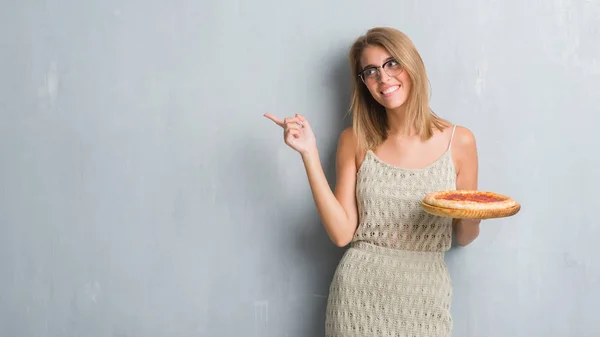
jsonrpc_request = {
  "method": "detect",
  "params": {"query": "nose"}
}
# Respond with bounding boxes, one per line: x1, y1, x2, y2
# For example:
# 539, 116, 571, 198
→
377, 68, 391, 83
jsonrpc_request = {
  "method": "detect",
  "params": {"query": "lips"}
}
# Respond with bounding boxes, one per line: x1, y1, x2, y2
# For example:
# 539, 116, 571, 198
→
380, 85, 400, 95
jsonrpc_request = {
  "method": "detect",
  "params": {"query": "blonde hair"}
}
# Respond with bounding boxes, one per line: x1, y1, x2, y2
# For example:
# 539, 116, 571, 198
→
348, 27, 447, 150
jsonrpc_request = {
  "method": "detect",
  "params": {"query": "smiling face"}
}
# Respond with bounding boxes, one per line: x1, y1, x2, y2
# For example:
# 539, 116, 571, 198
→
359, 45, 412, 112
349, 27, 439, 148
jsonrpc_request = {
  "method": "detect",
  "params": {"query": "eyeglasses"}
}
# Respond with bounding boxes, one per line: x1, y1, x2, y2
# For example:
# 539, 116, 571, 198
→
358, 59, 403, 83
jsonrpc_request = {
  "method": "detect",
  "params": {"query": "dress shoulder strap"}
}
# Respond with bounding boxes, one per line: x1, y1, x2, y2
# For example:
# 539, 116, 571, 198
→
447, 125, 457, 150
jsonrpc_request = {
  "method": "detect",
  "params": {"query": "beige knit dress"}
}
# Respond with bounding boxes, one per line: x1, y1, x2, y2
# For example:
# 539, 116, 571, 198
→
325, 128, 457, 337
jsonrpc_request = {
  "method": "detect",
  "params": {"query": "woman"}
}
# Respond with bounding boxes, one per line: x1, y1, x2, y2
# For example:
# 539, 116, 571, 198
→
265, 27, 480, 337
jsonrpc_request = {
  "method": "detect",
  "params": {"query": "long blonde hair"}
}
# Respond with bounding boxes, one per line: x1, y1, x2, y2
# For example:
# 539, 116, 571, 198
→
349, 27, 447, 150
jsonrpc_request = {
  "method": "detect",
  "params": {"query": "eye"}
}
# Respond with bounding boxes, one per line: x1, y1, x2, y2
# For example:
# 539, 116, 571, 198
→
363, 68, 377, 77
386, 60, 400, 68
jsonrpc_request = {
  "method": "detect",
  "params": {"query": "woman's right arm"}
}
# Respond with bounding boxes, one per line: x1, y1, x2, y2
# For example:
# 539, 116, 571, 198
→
264, 113, 359, 247
301, 126, 359, 247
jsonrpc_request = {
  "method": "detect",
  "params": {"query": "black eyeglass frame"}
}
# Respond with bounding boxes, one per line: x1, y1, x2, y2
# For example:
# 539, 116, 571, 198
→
357, 59, 403, 83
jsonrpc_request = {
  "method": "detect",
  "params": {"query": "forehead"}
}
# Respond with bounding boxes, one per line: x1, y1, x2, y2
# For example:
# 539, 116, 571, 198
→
360, 45, 393, 68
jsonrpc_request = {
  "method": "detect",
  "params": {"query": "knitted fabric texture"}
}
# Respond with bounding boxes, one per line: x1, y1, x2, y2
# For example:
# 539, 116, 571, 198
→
325, 149, 456, 337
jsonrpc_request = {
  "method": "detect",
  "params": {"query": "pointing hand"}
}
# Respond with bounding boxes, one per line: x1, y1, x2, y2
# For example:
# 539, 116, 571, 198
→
264, 113, 317, 157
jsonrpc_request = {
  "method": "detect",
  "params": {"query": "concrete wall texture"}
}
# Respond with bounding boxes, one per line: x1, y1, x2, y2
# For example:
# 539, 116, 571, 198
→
1, 0, 599, 336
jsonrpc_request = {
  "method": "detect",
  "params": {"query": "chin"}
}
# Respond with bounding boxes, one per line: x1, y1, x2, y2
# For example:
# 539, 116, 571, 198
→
382, 100, 407, 110
377, 96, 408, 111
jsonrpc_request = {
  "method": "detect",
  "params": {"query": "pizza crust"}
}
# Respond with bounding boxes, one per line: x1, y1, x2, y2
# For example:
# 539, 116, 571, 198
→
423, 190, 517, 211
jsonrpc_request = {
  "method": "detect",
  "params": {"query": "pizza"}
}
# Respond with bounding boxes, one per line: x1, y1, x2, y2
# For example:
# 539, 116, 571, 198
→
423, 190, 517, 211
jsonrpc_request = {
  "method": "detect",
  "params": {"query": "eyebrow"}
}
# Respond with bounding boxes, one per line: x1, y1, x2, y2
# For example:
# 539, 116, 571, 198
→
362, 57, 395, 70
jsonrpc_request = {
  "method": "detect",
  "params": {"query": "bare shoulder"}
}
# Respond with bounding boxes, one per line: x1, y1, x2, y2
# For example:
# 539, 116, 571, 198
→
452, 125, 477, 150
337, 126, 367, 171
338, 126, 356, 144
337, 127, 357, 165
450, 125, 478, 176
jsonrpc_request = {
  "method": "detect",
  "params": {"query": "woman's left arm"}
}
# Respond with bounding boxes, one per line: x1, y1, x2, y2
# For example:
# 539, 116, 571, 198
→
452, 126, 481, 246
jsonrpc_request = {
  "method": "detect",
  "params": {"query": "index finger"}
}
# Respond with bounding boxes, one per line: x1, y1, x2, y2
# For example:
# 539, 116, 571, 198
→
263, 113, 284, 127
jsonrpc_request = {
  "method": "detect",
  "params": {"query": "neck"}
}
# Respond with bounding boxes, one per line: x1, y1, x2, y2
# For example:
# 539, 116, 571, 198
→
386, 106, 414, 136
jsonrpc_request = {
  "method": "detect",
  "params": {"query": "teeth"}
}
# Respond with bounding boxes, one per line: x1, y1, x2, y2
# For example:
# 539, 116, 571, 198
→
382, 86, 399, 94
